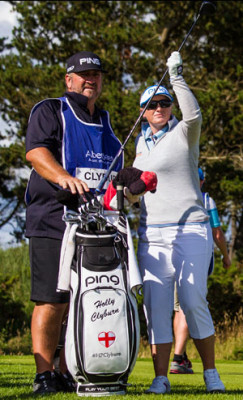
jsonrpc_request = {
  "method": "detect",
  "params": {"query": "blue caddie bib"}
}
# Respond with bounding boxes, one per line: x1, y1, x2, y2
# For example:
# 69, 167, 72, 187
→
59, 97, 123, 193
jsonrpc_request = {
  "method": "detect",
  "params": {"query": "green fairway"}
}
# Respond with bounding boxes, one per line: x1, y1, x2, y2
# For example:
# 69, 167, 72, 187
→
0, 356, 242, 399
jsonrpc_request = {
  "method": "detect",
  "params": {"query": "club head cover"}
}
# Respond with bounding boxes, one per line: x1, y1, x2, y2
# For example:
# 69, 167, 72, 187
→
112, 167, 143, 190
112, 167, 157, 195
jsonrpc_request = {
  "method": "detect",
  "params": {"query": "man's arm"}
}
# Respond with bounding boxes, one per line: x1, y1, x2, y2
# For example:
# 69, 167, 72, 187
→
212, 226, 231, 269
26, 147, 89, 195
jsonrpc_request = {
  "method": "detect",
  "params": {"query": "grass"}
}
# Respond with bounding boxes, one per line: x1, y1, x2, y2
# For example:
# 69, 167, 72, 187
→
0, 356, 243, 399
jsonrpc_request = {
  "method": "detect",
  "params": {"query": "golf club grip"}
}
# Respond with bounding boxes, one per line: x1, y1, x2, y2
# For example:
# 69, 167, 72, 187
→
116, 183, 124, 211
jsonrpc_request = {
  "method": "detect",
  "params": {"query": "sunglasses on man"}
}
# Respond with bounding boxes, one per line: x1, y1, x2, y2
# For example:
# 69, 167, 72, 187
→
146, 99, 172, 110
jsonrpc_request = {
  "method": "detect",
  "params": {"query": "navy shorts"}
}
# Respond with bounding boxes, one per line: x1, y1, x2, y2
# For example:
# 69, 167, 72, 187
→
29, 237, 70, 303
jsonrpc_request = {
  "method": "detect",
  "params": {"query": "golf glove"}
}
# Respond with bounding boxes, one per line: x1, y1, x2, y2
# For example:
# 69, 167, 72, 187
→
166, 51, 183, 79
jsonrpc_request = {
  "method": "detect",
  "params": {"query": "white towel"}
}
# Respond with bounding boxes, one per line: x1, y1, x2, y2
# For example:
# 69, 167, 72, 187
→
57, 222, 78, 292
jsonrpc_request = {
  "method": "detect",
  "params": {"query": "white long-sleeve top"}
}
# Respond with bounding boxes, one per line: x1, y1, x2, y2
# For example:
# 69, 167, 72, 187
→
133, 76, 209, 226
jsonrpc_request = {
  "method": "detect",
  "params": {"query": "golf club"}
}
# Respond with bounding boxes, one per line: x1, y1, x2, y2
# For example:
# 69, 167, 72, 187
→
95, 0, 216, 195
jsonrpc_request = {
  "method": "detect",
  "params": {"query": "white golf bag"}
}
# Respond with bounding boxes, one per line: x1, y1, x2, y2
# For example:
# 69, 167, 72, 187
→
57, 207, 141, 397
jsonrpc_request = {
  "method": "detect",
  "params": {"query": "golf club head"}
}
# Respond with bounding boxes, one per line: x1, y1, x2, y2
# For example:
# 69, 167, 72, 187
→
199, 1, 216, 16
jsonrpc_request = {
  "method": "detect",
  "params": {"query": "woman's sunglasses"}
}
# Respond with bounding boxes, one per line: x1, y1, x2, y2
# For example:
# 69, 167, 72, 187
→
146, 99, 172, 110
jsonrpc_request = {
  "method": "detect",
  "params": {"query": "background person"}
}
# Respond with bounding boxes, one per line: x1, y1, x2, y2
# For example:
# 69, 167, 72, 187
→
170, 167, 231, 374
25, 51, 123, 395
199, 167, 231, 272
133, 51, 225, 394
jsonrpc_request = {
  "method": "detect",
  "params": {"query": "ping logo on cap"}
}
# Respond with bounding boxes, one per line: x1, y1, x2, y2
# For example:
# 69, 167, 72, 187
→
66, 51, 106, 73
80, 57, 101, 66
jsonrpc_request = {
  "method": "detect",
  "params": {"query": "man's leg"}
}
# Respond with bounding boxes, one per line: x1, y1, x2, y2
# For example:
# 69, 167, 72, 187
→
173, 308, 189, 356
29, 237, 73, 394
31, 302, 68, 373
170, 308, 193, 373
170, 284, 193, 374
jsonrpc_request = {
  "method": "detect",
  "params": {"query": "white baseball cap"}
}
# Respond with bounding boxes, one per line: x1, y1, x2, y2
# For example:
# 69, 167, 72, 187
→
140, 85, 173, 106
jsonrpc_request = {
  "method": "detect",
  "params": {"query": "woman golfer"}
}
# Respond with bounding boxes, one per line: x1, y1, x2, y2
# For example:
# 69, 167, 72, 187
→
133, 51, 225, 394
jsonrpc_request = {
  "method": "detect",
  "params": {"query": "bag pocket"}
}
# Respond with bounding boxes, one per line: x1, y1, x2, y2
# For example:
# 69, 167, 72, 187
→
77, 288, 132, 376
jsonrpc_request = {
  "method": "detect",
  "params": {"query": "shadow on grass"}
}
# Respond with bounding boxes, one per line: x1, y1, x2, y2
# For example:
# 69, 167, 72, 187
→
0, 361, 33, 366
0, 394, 35, 400
1, 381, 243, 399
0, 371, 33, 398
127, 383, 207, 396
127, 383, 243, 396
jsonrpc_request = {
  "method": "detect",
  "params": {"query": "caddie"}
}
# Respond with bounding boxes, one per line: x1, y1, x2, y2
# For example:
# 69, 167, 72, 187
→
25, 50, 123, 395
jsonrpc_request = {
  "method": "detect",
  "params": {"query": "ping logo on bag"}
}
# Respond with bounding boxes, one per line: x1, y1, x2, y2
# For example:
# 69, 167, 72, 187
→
85, 274, 120, 287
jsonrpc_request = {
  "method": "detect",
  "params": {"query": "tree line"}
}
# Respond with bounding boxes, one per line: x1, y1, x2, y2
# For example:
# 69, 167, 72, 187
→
0, 1, 242, 265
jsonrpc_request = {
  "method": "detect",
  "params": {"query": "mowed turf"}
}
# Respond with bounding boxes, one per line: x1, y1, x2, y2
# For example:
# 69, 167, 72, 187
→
0, 356, 242, 399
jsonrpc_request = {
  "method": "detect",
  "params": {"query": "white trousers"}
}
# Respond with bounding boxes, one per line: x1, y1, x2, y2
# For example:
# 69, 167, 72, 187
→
137, 223, 215, 344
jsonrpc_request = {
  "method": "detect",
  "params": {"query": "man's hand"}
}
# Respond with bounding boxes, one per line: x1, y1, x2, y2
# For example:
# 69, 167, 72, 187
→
166, 51, 183, 79
57, 175, 89, 195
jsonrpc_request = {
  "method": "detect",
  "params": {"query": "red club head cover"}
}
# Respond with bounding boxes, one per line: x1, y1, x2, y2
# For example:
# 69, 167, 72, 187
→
112, 167, 157, 194
129, 171, 157, 195
141, 171, 158, 193
104, 168, 157, 210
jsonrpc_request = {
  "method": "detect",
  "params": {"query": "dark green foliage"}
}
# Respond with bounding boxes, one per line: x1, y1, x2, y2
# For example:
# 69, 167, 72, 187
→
207, 254, 243, 331
0, 1, 242, 261
0, 244, 33, 347
0, 327, 32, 355
0, 274, 29, 340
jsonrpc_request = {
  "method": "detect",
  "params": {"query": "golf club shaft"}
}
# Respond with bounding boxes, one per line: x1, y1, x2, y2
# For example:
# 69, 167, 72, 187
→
96, 1, 211, 195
